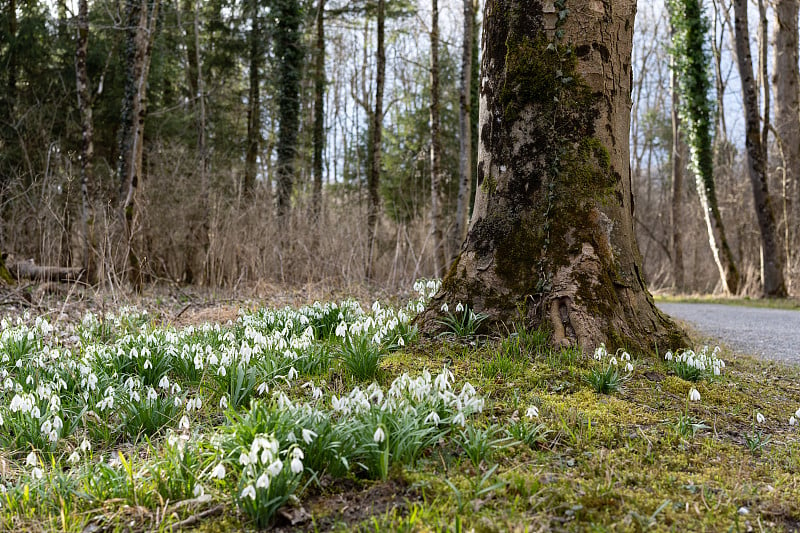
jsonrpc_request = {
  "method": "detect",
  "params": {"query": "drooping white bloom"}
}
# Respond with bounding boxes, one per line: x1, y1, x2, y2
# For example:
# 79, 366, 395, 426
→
31, 467, 43, 480
193, 484, 205, 497
241, 485, 256, 500
689, 388, 701, 402
179, 415, 190, 430
373, 426, 386, 443
267, 459, 283, 477
440, 303, 449, 313
526, 406, 539, 419
290, 456, 303, 474
210, 463, 226, 480
664, 351, 673, 361
68, 451, 81, 464
219, 396, 228, 410
302, 429, 317, 444
256, 473, 270, 489
425, 411, 441, 426
25, 452, 37, 467
790, 416, 797, 426
756, 412, 765, 424
455, 302, 464, 313
625, 362, 634, 373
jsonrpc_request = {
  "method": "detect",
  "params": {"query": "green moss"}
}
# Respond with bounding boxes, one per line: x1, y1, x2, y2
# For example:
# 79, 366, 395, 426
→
480, 174, 498, 195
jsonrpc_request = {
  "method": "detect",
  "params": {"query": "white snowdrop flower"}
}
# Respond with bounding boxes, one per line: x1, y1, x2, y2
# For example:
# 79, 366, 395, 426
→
288, 367, 298, 381
31, 467, 43, 480
440, 303, 449, 313
795, 407, 800, 419
664, 351, 673, 361
174, 397, 183, 407
241, 485, 256, 500
397, 336, 405, 347
373, 426, 386, 443
290, 456, 303, 474
143, 359, 152, 370
0, 413, 3, 426
210, 463, 226, 480
68, 451, 81, 464
756, 412, 765, 424
689, 388, 701, 402
217, 366, 227, 377
239, 452, 251, 466
267, 459, 283, 477
48, 430, 58, 443
158, 375, 170, 390
257, 383, 269, 396
453, 411, 466, 426
31, 406, 41, 419
790, 416, 797, 426
302, 429, 317, 444
625, 362, 634, 373
609, 357, 618, 366
193, 484, 205, 497
171, 383, 182, 394
41, 420, 52, 435
425, 411, 441, 426
179, 415, 190, 430
80, 438, 91, 452
256, 473, 270, 489
526, 406, 539, 419
455, 302, 464, 313
219, 396, 228, 410
25, 452, 37, 467
147, 387, 157, 401
621, 351, 631, 362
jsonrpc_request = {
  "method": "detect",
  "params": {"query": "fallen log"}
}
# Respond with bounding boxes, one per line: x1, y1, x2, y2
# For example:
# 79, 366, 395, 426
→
8, 261, 85, 283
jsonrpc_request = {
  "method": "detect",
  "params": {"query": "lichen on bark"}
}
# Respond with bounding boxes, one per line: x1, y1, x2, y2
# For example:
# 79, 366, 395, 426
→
418, 0, 687, 355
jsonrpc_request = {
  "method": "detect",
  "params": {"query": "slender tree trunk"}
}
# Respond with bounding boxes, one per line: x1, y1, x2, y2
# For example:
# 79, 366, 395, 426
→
732, 0, 787, 296
772, 0, 800, 284
453, 0, 475, 254
275, 0, 303, 224
118, 0, 160, 289
76, 0, 97, 283
181, 0, 199, 112
244, 0, 262, 199
312, 0, 327, 223
193, 0, 209, 283
7, 0, 16, 115
758, 0, 770, 154
670, 0, 739, 295
419, 0, 686, 352
429, 0, 447, 276
365, 0, 385, 279
670, 53, 684, 293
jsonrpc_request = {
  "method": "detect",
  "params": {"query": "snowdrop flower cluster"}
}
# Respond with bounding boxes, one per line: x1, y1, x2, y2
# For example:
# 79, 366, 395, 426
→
593, 344, 634, 373
665, 345, 725, 377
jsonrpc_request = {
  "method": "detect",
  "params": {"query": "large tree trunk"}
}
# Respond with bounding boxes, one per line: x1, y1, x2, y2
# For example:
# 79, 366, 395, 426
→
732, 0, 787, 297
365, 0, 385, 279
275, 0, 303, 225
118, 0, 160, 289
420, 0, 686, 352
311, 0, 327, 223
76, 0, 97, 284
772, 0, 800, 283
429, 0, 448, 276
453, 0, 476, 255
670, 51, 684, 293
243, 0, 262, 199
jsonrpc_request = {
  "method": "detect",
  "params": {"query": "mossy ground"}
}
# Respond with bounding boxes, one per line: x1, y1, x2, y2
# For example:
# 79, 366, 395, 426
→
2, 294, 799, 532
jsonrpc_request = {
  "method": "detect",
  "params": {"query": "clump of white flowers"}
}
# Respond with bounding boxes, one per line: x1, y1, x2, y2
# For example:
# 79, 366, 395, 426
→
664, 345, 725, 381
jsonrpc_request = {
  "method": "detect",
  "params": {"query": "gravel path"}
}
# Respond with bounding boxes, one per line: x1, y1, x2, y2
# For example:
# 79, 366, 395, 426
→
657, 302, 800, 365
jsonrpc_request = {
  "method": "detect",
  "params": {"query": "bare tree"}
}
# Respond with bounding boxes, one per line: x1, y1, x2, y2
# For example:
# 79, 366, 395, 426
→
366, 0, 386, 279
429, 0, 447, 276
731, 0, 787, 296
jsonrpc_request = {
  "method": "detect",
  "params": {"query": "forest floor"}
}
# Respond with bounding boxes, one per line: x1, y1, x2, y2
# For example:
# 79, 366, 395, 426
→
0, 283, 798, 532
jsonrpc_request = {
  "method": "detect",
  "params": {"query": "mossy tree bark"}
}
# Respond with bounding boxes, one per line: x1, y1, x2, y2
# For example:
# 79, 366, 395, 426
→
419, 0, 686, 353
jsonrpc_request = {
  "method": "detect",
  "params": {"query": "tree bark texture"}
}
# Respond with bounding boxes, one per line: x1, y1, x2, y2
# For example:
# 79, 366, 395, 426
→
772, 0, 800, 266
429, 0, 448, 276
453, 0, 476, 255
732, 0, 787, 297
76, 0, 97, 284
244, 0, 262, 199
365, 0, 386, 279
312, 0, 327, 222
275, 0, 303, 223
421, 0, 686, 352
